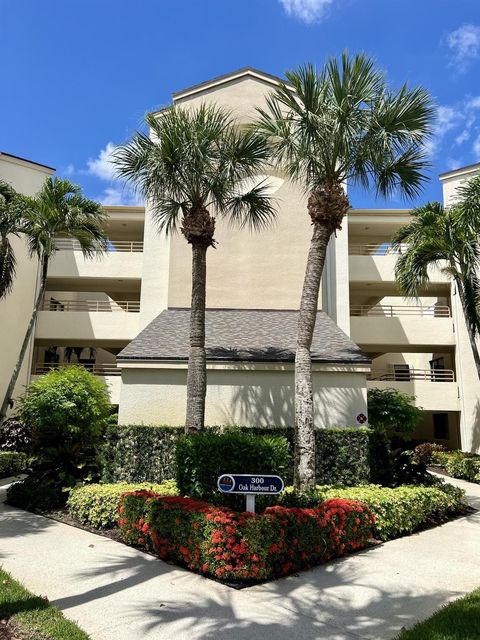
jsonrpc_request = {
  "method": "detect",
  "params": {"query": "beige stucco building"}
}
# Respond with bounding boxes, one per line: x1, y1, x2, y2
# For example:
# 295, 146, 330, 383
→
2, 68, 480, 452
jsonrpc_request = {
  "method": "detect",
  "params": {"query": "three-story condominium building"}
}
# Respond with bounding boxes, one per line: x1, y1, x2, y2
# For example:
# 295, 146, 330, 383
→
1, 68, 479, 453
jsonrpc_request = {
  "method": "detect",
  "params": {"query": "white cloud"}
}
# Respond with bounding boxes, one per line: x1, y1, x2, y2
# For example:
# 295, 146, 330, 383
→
447, 24, 480, 71
473, 135, 480, 160
86, 142, 117, 181
425, 105, 464, 156
63, 163, 75, 176
279, 0, 335, 23
97, 185, 143, 207
455, 130, 470, 146
467, 96, 480, 110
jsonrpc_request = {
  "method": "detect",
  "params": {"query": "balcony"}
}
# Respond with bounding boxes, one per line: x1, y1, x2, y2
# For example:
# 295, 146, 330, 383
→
349, 244, 449, 287
350, 305, 454, 349
42, 299, 140, 313
47, 238, 143, 281
368, 368, 455, 382
32, 362, 121, 404
350, 304, 451, 317
367, 368, 459, 411
35, 299, 140, 342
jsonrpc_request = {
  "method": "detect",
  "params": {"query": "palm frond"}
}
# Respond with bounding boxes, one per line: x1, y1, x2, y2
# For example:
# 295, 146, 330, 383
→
0, 238, 16, 299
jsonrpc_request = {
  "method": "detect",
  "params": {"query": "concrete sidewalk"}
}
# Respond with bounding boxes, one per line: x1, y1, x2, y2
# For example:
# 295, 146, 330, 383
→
1, 476, 479, 640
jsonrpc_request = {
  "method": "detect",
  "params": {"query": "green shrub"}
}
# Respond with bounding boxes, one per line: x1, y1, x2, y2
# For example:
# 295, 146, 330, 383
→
175, 431, 291, 507
9, 366, 111, 510
118, 491, 375, 582
314, 483, 467, 540
0, 451, 27, 477
0, 418, 32, 453
102, 424, 374, 487
431, 450, 480, 483
101, 424, 182, 483
368, 428, 393, 485
20, 366, 110, 443
314, 427, 372, 485
67, 480, 178, 528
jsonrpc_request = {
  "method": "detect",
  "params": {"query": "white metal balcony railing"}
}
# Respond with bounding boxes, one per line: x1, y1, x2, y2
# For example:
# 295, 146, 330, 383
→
42, 299, 140, 313
350, 305, 451, 318
54, 238, 144, 253
34, 362, 121, 376
349, 243, 408, 256
368, 368, 455, 382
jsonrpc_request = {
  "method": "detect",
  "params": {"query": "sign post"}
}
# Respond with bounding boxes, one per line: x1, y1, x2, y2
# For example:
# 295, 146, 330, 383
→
217, 473, 284, 514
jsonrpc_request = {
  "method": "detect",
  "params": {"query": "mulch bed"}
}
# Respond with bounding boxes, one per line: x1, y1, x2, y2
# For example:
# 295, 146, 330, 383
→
0, 619, 20, 640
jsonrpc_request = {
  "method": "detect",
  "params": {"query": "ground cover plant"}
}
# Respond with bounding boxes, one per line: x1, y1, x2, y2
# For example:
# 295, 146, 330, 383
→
67, 480, 178, 529
313, 483, 466, 540
118, 491, 375, 582
397, 586, 480, 639
0, 568, 90, 640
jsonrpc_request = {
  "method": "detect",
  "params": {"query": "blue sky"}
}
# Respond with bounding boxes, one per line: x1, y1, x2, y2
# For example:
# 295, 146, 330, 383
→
1, 0, 480, 209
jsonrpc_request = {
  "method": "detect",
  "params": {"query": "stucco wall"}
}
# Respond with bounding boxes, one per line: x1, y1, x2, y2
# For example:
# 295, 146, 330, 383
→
166, 177, 318, 310
117, 365, 368, 427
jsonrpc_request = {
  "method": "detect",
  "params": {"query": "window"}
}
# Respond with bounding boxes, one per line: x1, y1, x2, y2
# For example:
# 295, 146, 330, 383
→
393, 364, 411, 381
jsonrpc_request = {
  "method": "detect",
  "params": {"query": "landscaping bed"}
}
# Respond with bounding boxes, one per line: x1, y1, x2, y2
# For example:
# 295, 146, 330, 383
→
118, 492, 376, 582
0, 568, 89, 640
53, 479, 468, 585
431, 450, 480, 484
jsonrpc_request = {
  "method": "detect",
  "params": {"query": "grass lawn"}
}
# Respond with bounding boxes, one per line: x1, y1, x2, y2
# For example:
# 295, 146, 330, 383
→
398, 587, 480, 639
0, 568, 89, 640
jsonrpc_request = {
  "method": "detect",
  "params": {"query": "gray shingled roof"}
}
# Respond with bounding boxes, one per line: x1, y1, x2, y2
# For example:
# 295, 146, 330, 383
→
118, 309, 370, 365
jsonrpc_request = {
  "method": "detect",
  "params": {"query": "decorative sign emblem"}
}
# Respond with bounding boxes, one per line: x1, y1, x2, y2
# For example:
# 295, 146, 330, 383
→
217, 474, 284, 495
356, 413, 368, 425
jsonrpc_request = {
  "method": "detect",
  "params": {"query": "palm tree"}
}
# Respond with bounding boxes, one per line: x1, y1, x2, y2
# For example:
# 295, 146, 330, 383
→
0, 177, 107, 422
256, 53, 434, 490
0, 180, 23, 299
113, 104, 276, 432
393, 175, 480, 379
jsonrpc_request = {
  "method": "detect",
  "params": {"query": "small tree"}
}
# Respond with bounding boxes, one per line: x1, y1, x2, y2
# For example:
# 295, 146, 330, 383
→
367, 387, 422, 439
7, 366, 110, 510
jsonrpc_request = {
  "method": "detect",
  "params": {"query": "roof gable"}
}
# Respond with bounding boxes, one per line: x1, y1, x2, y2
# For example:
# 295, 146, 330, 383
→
173, 67, 286, 102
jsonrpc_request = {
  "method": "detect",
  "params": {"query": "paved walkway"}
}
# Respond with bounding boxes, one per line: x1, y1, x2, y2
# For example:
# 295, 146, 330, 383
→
1, 475, 480, 640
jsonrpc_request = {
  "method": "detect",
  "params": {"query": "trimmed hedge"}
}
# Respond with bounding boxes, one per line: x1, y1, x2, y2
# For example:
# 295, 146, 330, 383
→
432, 450, 480, 483
0, 451, 27, 477
314, 483, 466, 540
66, 480, 178, 529
101, 425, 182, 483
101, 425, 376, 486
175, 431, 291, 506
118, 491, 375, 582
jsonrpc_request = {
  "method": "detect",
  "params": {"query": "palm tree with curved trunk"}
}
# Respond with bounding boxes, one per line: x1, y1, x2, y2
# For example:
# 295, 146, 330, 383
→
0, 177, 107, 422
0, 180, 24, 299
393, 175, 480, 379
256, 53, 434, 490
113, 104, 276, 432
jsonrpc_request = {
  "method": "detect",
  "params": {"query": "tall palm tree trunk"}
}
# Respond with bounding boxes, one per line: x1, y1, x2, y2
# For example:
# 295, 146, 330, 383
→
0, 254, 49, 422
454, 276, 480, 379
294, 223, 331, 490
185, 242, 208, 432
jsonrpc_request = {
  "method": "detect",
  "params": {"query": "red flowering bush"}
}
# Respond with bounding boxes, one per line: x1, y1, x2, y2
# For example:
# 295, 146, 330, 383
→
118, 491, 375, 582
